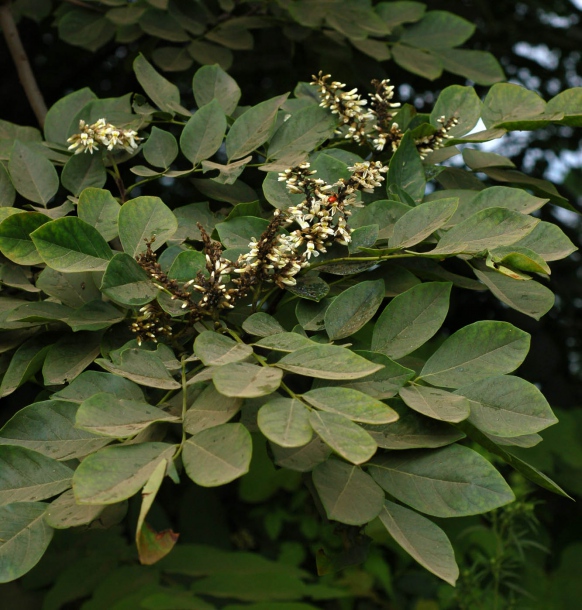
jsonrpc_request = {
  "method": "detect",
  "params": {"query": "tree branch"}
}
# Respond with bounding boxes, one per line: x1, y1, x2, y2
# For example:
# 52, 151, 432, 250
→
0, 0, 47, 129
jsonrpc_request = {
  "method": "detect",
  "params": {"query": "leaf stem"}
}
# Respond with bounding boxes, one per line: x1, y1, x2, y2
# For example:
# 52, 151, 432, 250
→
108, 155, 127, 202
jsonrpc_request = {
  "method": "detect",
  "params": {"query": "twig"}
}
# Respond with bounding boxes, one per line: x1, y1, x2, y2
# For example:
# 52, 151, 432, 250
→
0, 0, 47, 128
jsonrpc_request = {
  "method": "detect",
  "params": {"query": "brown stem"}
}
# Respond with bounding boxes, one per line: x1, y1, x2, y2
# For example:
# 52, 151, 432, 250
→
0, 0, 47, 129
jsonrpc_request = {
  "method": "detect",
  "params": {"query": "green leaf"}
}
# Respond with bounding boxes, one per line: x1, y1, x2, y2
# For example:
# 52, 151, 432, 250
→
400, 10, 474, 48
167, 250, 206, 282
0, 502, 53, 583
387, 131, 425, 202
268, 105, 336, 159
313, 459, 384, 526
68, 300, 125, 332
379, 500, 458, 586
6, 301, 71, 325
391, 44, 443, 80
8, 141, 59, 205
455, 375, 557, 437
285, 275, 329, 302
242, 312, 285, 337
472, 261, 554, 320
42, 331, 102, 385
101, 252, 159, 306
180, 100, 227, 165
512, 221, 577, 262
0, 212, 49, 265
183, 423, 252, 487
430, 207, 539, 255
369, 444, 515, 517
188, 40, 234, 72
448, 186, 547, 226
152, 46, 194, 72
488, 246, 550, 275
295, 298, 330, 332
212, 362, 282, 398
308, 411, 377, 465
376, 1, 426, 29
144, 128, 179, 168
324, 279, 384, 340
419, 321, 530, 388
31, 217, 113, 272
399, 385, 470, 423
96, 349, 181, 390
58, 9, 113, 52
389, 199, 457, 249
255, 333, 316, 352
271, 437, 332, 472
277, 345, 383, 380
53, 370, 144, 403
78, 187, 121, 242
0, 337, 52, 398
118, 196, 178, 257
61, 152, 106, 196
44, 489, 107, 529
365, 399, 465, 450
455, 420, 572, 499
0, 399, 108, 460
226, 94, 289, 161
140, 7, 190, 42
134, 53, 183, 115
0, 163, 16, 207
372, 282, 451, 359
36, 268, 100, 308
73, 442, 176, 504
303, 387, 398, 425
546, 87, 582, 126
433, 49, 505, 85
44, 87, 96, 144
257, 397, 312, 448
215, 216, 269, 249
202, 156, 252, 185
327, 351, 415, 400
194, 331, 254, 366
482, 83, 547, 130
76, 392, 179, 437
184, 384, 242, 435
430, 85, 481, 137
192, 64, 241, 116
350, 200, 411, 241
0, 445, 73, 505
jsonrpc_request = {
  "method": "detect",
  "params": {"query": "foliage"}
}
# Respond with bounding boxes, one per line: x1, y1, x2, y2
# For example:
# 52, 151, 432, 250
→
0, 1, 580, 607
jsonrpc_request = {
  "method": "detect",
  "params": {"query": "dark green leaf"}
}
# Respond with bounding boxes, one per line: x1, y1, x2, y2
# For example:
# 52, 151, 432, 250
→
304, 387, 398, 424
194, 331, 253, 366
387, 132, 425, 202
101, 252, 159, 306
369, 444, 515, 517
226, 94, 289, 161
68, 300, 125, 332
8, 141, 59, 205
118, 196, 178, 257
285, 275, 329, 302
76, 392, 179, 437
271, 437, 332, 472
0, 446, 73, 505
42, 331, 102, 385
73, 442, 176, 504
391, 44, 443, 81
61, 152, 106, 196
430, 85, 481, 137
399, 385, 470, 423
0, 337, 51, 398
257, 397, 312, 448
0, 212, 49, 265
31, 217, 113, 272
180, 100, 227, 165
308, 411, 377, 465
313, 459, 384, 525
134, 53, 184, 115
215, 216, 269, 249
389, 199, 457, 249
144, 127, 179, 168
58, 9, 113, 52
379, 500, 458, 586
400, 10, 474, 48
0, 502, 53, 584
433, 49, 504, 85
419, 320, 530, 388
324, 279, 384, 340
77, 187, 121, 242
183, 423, 252, 487
372, 282, 451, 359
168, 250, 206, 282
212, 362, 282, 398
53, 370, 144, 403
44, 88, 96, 144
192, 64, 241, 116
455, 375, 557, 437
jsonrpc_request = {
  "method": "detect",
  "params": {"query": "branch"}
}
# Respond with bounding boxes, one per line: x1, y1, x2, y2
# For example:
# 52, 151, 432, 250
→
0, 0, 47, 129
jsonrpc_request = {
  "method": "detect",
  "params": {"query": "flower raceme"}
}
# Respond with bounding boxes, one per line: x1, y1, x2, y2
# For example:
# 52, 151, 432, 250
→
67, 118, 141, 154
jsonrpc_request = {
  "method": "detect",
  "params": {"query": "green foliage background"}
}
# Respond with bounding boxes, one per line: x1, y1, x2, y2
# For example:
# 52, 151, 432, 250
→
1, 1, 582, 609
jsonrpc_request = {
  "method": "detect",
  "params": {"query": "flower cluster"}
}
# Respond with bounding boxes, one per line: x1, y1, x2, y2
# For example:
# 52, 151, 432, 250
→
311, 72, 458, 158
130, 302, 173, 346
67, 118, 141, 155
